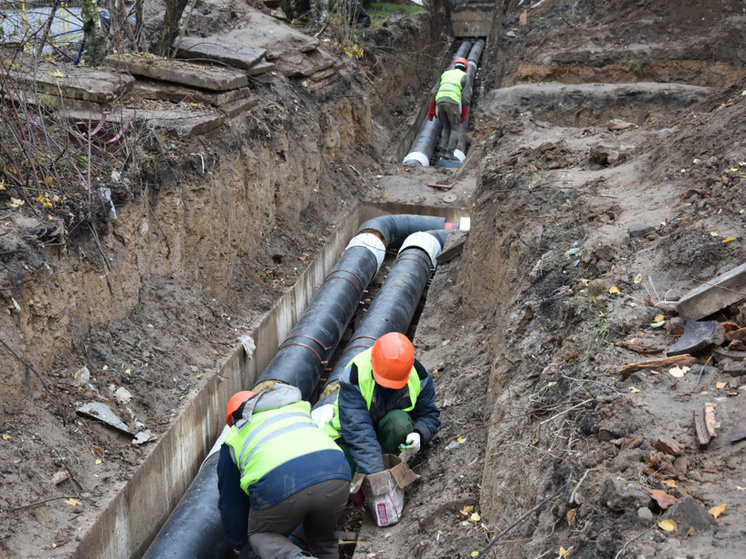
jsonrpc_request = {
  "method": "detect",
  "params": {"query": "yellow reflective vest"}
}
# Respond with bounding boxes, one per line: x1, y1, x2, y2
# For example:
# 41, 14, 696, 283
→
323, 348, 421, 440
225, 400, 342, 494
435, 69, 466, 104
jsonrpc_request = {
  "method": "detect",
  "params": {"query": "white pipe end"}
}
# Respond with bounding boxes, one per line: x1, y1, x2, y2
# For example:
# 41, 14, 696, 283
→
403, 151, 430, 167
399, 231, 442, 267
346, 232, 386, 270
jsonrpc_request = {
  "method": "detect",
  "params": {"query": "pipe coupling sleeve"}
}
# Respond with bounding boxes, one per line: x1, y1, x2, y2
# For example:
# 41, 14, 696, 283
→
403, 151, 430, 167
346, 232, 386, 269
399, 231, 442, 267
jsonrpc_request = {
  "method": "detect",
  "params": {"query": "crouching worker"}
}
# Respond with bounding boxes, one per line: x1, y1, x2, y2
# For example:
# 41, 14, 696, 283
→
324, 332, 441, 475
218, 384, 351, 559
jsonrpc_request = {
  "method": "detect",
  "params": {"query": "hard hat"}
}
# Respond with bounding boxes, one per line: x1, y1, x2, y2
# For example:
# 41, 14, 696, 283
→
454, 57, 468, 71
226, 391, 256, 427
371, 332, 414, 389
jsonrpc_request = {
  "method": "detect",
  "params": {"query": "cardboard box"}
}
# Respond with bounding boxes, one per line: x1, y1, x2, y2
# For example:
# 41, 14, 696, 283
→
351, 454, 420, 527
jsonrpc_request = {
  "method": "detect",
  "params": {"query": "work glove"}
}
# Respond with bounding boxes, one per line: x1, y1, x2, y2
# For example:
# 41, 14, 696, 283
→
398, 432, 421, 463
460, 106, 469, 123
427, 102, 436, 121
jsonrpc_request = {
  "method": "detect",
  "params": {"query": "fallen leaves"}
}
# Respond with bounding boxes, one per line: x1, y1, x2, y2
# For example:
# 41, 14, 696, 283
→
648, 489, 677, 510
651, 314, 666, 328
65, 498, 82, 507
709, 503, 726, 518
658, 519, 677, 532
668, 365, 690, 378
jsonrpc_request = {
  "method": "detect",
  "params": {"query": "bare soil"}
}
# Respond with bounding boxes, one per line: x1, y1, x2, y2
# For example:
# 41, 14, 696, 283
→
2, 1, 746, 559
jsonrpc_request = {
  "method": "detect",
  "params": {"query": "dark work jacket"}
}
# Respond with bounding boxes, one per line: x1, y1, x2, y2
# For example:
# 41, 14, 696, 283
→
337, 358, 440, 474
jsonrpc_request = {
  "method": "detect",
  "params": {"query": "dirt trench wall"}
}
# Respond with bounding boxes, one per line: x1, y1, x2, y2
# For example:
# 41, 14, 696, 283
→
0, 90, 375, 407
457, 135, 593, 554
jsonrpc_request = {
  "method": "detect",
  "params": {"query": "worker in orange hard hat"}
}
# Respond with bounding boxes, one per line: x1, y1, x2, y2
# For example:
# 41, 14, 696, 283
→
322, 332, 440, 475
427, 56, 473, 161
217, 385, 351, 559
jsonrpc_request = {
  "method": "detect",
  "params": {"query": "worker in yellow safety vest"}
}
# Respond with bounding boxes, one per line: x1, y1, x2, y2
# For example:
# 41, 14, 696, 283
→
322, 332, 440, 476
427, 56, 472, 160
217, 384, 351, 559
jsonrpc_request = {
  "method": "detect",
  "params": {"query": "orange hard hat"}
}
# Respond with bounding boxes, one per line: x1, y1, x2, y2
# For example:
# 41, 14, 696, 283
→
454, 57, 468, 71
226, 391, 256, 427
371, 332, 414, 389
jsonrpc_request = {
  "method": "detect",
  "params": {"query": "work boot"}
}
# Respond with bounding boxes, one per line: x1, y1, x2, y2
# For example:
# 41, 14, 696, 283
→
291, 553, 318, 559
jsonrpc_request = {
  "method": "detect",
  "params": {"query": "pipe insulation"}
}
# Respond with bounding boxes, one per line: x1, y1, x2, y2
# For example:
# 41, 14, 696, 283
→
252, 214, 450, 398
453, 39, 486, 160
402, 40, 472, 166
317, 228, 458, 405
141, 214, 458, 559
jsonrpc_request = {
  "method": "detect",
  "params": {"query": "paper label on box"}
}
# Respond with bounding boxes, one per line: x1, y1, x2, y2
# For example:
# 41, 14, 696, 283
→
376, 502, 389, 526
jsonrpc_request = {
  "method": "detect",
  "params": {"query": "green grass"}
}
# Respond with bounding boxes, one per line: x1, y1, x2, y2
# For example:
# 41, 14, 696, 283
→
626, 58, 644, 77
368, 1, 427, 26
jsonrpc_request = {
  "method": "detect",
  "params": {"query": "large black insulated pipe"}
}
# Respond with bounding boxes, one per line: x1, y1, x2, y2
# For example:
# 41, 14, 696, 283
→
316, 228, 453, 406
402, 41, 472, 166
252, 214, 449, 398
141, 215, 456, 559
140, 452, 230, 559
453, 39, 486, 159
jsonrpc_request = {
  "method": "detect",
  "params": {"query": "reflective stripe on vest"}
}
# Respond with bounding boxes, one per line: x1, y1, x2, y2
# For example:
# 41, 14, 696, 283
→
435, 69, 465, 104
323, 348, 421, 439
225, 400, 341, 493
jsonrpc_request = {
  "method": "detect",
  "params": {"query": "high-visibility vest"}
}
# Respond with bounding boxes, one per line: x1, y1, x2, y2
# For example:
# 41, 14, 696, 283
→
225, 400, 342, 494
435, 69, 466, 104
323, 348, 421, 440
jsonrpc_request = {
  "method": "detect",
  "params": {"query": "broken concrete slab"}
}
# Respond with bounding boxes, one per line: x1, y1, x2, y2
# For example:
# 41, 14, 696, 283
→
676, 262, 746, 320
64, 107, 225, 138
218, 96, 260, 118
666, 320, 725, 356
105, 54, 248, 91
131, 78, 251, 107
9, 62, 134, 104
248, 60, 275, 76
279, 51, 336, 78
304, 73, 338, 94
77, 402, 132, 436
174, 36, 267, 72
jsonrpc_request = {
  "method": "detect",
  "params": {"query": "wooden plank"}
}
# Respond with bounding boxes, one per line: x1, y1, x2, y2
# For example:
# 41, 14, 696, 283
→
618, 354, 698, 379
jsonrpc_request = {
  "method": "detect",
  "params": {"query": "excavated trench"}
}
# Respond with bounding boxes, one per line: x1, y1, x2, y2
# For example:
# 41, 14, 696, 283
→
8, 2, 745, 558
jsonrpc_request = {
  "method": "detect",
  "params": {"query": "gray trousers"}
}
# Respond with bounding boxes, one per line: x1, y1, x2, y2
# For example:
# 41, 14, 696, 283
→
248, 478, 349, 559
436, 100, 462, 154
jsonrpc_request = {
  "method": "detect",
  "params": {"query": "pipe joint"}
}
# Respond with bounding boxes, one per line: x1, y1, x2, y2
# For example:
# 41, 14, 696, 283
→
345, 233, 386, 269
398, 232, 443, 267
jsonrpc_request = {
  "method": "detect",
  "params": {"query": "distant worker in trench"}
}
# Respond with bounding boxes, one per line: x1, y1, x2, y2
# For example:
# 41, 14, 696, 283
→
427, 56, 472, 161
217, 384, 351, 559
322, 332, 441, 477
